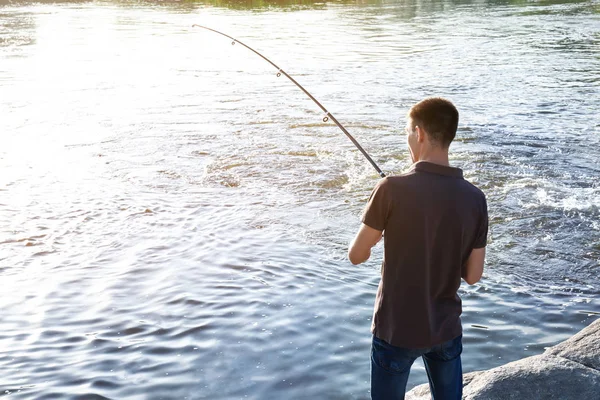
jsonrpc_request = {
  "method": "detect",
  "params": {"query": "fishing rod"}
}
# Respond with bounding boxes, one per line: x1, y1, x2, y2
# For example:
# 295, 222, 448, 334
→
192, 24, 386, 178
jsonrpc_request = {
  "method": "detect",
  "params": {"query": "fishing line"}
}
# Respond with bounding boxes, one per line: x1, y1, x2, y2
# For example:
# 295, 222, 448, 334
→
192, 24, 386, 178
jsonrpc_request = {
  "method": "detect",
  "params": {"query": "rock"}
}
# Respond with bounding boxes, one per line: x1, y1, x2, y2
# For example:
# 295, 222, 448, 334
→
462, 354, 600, 400
405, 318, 600, 400
544, 317, 600, 371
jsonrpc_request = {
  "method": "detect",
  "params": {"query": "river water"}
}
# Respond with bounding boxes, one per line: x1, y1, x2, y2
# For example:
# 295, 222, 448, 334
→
1, 0, 599, 398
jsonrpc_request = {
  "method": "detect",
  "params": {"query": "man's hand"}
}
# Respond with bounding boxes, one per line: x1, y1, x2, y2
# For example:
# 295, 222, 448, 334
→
348, 224, 383, 265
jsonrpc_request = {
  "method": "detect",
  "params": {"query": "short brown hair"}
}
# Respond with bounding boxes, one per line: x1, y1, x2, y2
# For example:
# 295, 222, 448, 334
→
408, 98, 459, 148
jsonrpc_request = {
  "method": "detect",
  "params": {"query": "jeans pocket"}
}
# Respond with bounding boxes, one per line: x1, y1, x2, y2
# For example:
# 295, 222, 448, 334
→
372, 337, 415, 374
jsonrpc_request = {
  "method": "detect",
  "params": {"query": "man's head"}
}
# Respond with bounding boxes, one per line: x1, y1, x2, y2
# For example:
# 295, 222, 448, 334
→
405, 98, 459, 163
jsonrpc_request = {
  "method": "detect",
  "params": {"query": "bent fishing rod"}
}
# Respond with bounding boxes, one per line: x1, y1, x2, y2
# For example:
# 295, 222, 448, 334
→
192, 24, 386, 178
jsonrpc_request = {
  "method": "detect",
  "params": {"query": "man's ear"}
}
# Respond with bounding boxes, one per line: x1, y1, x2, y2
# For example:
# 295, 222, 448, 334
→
415, 126, 425, 143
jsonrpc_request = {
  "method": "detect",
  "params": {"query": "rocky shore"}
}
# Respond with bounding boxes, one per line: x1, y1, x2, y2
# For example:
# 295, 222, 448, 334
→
406, 318, 600, 400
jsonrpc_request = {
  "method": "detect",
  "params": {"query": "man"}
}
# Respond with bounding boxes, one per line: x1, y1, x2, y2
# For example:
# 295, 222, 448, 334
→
348, 98, 488, 400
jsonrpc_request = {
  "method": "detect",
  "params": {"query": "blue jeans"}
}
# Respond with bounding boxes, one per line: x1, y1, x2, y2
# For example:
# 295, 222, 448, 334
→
371, 334, 463, 400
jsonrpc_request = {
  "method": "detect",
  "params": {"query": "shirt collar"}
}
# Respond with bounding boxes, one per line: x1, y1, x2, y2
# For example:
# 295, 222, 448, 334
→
410, 161, 463, 178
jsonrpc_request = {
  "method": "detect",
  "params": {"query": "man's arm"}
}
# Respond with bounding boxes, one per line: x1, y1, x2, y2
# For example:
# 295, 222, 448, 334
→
348, 223, 383, 265
463, 247, 485, 284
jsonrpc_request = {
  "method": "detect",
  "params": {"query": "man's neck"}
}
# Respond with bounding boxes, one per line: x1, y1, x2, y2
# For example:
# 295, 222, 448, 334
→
415, 149, 450, 167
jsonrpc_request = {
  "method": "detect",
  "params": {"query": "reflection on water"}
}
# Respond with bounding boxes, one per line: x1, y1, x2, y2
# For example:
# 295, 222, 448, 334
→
1, 0, 599, 398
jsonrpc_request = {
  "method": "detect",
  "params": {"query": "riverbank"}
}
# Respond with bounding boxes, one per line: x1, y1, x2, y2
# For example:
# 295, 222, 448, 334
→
407, 318, 600, 399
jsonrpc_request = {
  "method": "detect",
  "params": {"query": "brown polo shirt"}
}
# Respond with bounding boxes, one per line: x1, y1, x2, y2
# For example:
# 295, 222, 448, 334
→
362, 161, 488, 348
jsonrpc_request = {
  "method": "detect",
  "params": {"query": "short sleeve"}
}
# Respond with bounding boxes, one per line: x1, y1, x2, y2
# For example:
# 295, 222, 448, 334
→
361, 178, 391, 231
473, 194, 488, 248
